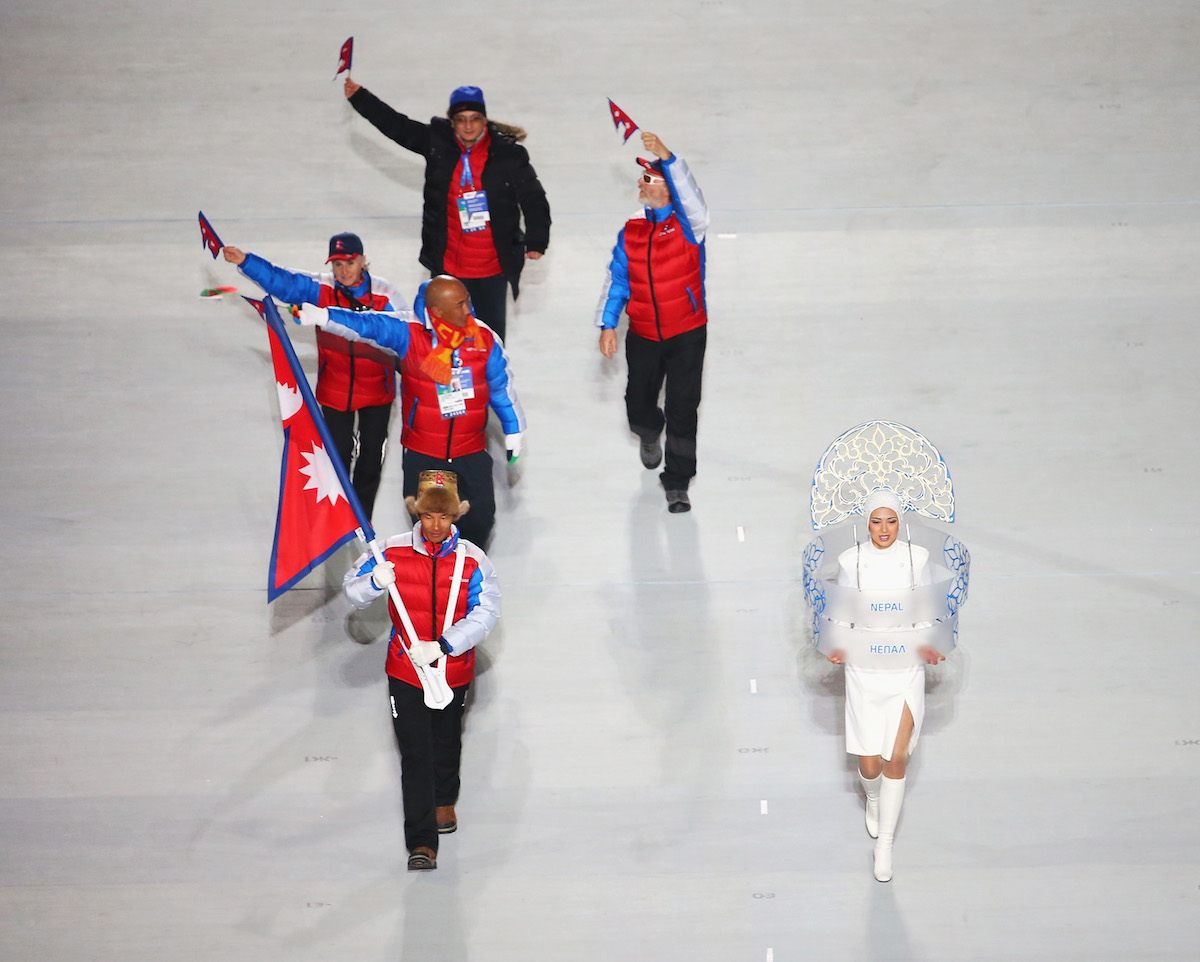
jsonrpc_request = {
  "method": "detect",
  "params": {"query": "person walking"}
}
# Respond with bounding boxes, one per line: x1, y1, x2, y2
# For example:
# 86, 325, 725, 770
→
596, 131, 709, 513
224, 232, 403, 519
344, 78, 550, 342
344, 470, 500, 871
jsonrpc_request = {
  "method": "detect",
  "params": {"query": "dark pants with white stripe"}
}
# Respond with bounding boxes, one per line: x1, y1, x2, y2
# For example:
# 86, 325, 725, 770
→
389, 677, 470, 854
322, 403, 391, 520
625, 326, 707, 491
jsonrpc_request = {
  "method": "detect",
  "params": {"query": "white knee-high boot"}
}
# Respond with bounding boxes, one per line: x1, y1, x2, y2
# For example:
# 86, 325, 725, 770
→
873, 776, 906, 882
859, 771, 881, 838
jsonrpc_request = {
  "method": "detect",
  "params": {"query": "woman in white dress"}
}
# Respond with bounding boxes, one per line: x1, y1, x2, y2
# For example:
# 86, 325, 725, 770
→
828, 489, 945, 882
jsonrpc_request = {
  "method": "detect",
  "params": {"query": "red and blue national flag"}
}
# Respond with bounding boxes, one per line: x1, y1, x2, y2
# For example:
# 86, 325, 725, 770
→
198, 210, 224, 259
245, 296, 373, 600
335, 37, 353, 77
607, 98, 639, 143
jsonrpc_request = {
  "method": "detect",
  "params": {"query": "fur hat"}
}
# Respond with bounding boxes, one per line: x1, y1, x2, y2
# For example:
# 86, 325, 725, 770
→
405, 469, 471, 519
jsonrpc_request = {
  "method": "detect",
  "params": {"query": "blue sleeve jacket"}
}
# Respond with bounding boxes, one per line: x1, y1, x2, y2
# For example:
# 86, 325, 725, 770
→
594, 153, 709, 330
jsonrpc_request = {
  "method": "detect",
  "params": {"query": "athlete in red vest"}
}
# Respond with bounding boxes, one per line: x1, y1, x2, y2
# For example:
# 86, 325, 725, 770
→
344, 470, 500, 871
223, 232, 402, 519
295, 275, 526, 547
596, 131, 710, 513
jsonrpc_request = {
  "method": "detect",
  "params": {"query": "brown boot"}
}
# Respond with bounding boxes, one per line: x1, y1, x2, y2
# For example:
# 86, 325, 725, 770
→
436, 805, 458, 834
407, 846, 437, 871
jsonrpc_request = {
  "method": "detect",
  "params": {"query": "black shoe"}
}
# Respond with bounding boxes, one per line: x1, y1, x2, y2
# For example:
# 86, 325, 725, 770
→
639, 437, 663, 469
665, 490, 691, 513
407, 847, 437, 871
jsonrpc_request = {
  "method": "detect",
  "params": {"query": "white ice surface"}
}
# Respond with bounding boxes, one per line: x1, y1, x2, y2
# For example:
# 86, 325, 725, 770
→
2, 1, 1199, 960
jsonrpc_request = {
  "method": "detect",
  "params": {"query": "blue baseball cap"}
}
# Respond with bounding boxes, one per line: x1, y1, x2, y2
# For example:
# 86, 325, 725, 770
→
448, 85, 486, 117
326, 232, 364, 262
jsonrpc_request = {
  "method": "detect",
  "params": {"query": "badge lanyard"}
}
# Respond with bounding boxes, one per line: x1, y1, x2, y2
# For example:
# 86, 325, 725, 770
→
457, 148, 491, 233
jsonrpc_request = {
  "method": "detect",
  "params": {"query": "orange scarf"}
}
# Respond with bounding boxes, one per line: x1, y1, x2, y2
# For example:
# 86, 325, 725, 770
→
419, 317, 480, 385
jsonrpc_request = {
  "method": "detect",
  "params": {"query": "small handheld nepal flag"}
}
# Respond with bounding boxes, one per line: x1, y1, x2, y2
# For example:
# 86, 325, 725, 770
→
247, 296, 372, 600
335, 37, 353, 77
607, 99, 639, 143
198, 211, 223, 259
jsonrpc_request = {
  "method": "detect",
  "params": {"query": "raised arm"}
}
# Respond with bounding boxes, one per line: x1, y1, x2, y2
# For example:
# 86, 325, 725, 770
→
346, 86, 432, 156
642, 131, 708, 244
662, 155, 709, 245
229, 250, 321, 306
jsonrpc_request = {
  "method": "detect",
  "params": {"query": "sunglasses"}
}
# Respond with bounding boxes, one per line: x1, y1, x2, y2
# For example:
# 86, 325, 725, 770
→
640, 172, 665, 185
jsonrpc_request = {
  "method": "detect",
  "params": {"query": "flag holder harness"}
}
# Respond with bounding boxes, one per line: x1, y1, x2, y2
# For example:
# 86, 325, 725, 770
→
374, 541, 463, 710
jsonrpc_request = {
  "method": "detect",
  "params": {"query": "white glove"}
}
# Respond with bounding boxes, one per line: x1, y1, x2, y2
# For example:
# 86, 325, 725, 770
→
369, 561, 395, 590
406, 640, 443, 667
505, 432, 523, 464
295, 303, 329, 327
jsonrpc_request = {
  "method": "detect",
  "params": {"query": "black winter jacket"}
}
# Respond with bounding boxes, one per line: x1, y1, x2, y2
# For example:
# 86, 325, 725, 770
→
349, 87, 551, 298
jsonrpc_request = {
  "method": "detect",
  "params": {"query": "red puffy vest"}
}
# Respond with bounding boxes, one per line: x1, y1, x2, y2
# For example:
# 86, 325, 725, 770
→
398, 324, 498, 459
443, 132, 503, 279
383, 541, 480, 689
314, 281, 397, 410
623, 212, 707, 341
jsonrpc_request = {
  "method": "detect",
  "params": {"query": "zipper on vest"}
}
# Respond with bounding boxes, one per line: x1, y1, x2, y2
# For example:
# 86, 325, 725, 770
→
646, 217, 663, 341
445, 415, 455, 460
338, 288, 359, 408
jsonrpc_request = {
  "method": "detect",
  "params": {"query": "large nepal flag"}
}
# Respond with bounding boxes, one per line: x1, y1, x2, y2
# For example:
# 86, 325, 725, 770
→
246, 297, 373, 600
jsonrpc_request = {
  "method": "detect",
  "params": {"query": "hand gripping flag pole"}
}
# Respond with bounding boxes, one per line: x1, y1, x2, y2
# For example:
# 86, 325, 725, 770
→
249, 296, 454, 709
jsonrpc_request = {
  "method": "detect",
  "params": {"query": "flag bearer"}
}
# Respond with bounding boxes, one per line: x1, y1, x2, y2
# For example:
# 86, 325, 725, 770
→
344, 471, 500, 871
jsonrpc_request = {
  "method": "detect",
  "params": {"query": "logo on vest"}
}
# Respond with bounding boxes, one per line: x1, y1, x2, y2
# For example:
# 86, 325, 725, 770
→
658, 224, 677, 237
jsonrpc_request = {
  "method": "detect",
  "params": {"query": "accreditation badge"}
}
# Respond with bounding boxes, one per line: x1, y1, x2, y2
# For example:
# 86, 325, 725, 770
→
436, 365, 474, 418
457, 190, 492, 233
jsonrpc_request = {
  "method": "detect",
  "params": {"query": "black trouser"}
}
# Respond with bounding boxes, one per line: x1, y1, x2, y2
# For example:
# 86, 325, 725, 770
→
402, 448, 496, 547
459, 274, 509, 343
322, 403, 392, 519
625, 326, 707, 491
388, 677, 470, 854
